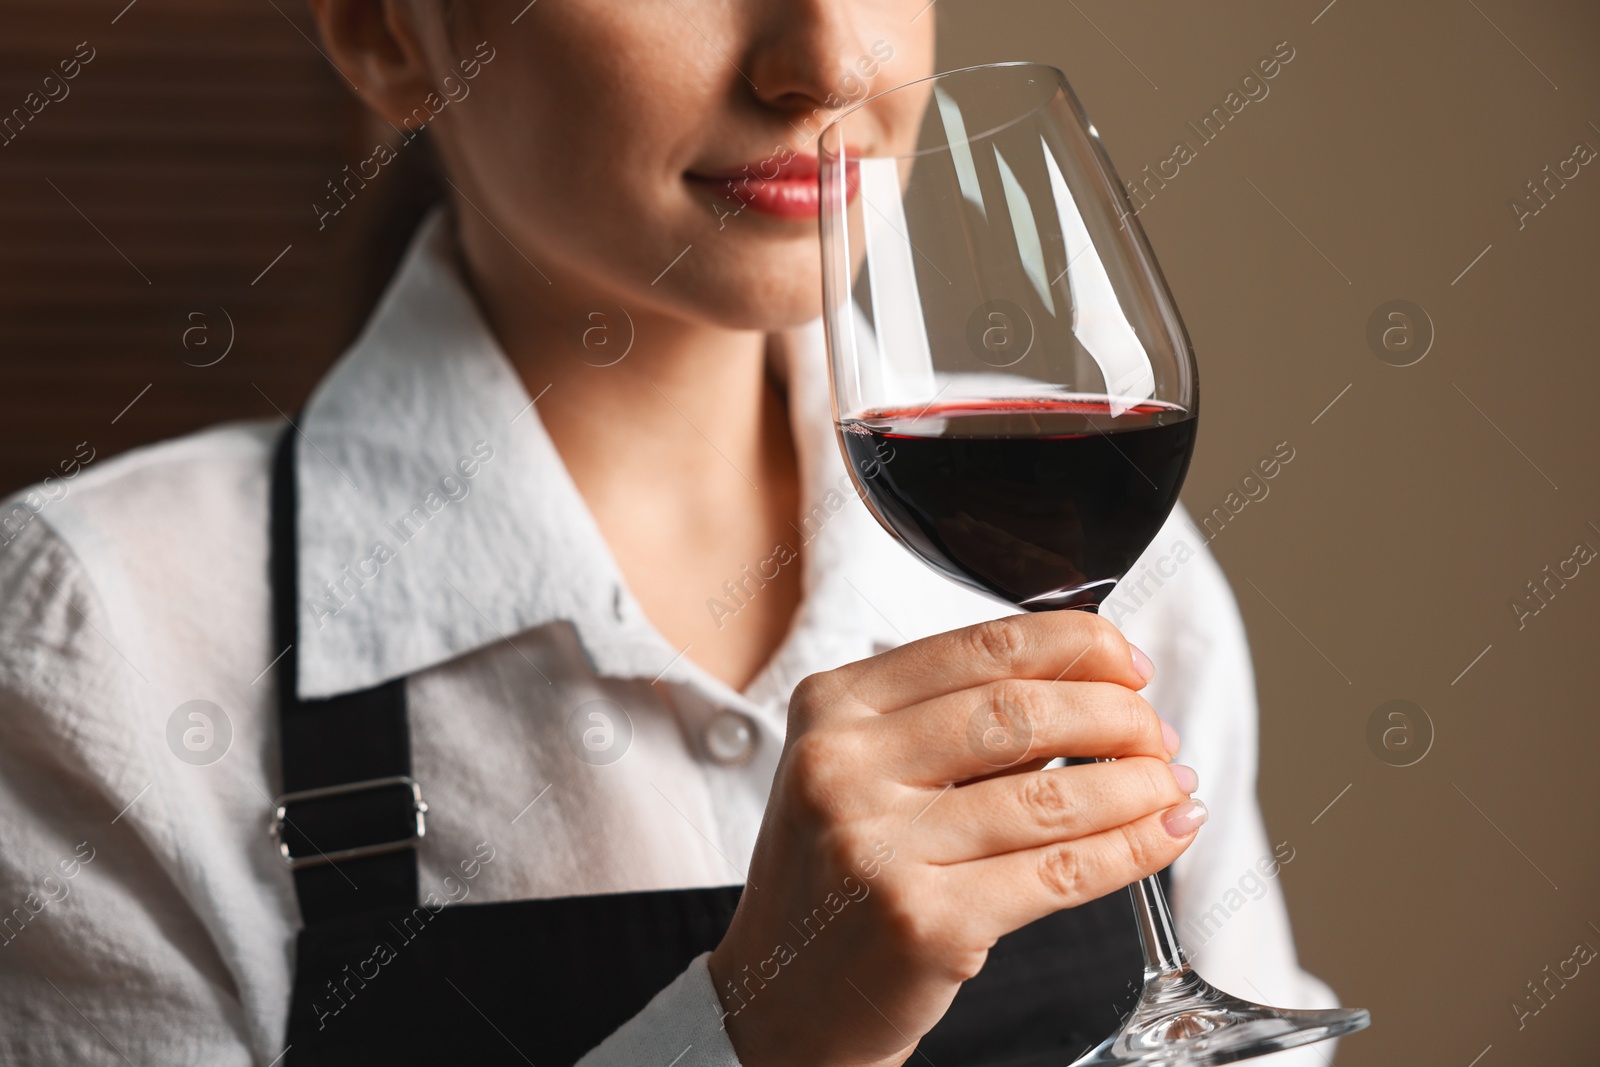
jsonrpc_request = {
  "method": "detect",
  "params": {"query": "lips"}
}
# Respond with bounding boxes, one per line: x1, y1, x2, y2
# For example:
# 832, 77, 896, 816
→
688, 152, 859, 221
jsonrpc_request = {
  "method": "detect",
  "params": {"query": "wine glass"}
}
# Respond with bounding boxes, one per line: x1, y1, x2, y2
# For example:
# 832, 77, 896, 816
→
818, 62, 1370, 1066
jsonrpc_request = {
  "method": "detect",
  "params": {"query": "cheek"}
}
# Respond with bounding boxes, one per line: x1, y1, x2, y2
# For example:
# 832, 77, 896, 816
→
449, 21, 705, 210
437, 19, 719, 268
877, 15, 938, 92
854, 28, 936, 156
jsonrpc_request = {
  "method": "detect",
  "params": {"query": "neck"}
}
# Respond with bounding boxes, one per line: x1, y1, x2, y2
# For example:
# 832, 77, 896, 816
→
451, 207, 805, 690
450, 209, 782, 505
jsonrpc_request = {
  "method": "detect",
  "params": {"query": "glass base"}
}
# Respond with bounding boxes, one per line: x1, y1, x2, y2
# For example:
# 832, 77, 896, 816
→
1069, 966, 1370, 1067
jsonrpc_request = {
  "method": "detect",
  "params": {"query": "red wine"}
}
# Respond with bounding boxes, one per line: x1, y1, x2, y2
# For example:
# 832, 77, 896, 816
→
839, 397, 1196, 610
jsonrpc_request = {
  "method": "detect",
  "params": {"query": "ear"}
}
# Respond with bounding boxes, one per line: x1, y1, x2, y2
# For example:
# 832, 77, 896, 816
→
306, 0, 438, 128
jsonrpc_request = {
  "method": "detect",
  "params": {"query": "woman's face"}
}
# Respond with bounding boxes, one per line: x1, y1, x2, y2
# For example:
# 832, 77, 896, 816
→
407, 0, 935, 331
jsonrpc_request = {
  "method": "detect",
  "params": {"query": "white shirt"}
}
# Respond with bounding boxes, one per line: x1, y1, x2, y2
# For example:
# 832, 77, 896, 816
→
0, 210, 1340, 1066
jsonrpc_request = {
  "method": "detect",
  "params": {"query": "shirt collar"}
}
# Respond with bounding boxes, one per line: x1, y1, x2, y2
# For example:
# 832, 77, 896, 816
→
294, 209, 910, 702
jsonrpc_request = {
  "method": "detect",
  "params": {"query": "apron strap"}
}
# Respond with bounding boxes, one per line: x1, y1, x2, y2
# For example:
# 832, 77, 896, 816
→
270, 426, 421, 925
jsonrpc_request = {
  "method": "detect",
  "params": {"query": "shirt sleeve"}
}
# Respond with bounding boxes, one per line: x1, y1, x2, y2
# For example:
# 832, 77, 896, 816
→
0, 516, 260, 1066
577, 952, 742, 1066
1112, 508, 1348, 1067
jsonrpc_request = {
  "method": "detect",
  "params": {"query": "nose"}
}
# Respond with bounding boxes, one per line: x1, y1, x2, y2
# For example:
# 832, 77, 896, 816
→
744, 0, 873, 115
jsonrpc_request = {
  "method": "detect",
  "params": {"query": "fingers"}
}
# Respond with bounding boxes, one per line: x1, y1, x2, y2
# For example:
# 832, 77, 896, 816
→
943, 800, 1208, 942
869, 678, 1173, 784
820, 611, 1147, 714
907, 758, 1194, 863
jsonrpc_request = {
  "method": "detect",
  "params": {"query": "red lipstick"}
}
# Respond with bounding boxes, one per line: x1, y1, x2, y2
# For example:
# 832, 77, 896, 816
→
689, 153, 858, 221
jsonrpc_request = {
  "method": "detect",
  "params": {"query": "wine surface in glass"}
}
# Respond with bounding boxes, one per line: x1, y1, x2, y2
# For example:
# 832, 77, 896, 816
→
839, 396, 1196, 611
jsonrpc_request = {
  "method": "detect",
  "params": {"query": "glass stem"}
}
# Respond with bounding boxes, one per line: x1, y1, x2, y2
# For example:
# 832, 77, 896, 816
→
1127, 872, 1188, 978
1073, 603, 1189, 980
1090, 753, 1188, 978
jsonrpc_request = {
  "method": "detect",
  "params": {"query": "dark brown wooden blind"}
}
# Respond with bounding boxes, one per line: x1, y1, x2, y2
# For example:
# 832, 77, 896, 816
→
0, 0, 439, 495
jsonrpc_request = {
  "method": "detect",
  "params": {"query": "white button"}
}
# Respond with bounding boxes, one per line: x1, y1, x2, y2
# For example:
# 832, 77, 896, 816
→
703, 709, 757, 766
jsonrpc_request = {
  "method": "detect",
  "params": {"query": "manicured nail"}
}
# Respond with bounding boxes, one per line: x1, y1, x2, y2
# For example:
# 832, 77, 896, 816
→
1130, 643, 1155, 683
1163, 799, 1208, 837
1160, 718, 1180, 756
1170, 763, 1198, 794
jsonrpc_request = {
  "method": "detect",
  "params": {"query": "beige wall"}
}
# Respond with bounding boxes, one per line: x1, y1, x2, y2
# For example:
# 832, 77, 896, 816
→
937, 1, 1600, 1063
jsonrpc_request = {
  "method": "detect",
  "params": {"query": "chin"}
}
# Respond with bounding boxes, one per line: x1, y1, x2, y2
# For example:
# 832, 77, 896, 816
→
700, 271, 825, 332
657, 240, 826, 333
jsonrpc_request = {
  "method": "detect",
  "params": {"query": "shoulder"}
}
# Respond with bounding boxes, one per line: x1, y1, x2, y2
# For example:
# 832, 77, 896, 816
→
0, 424, 296, 1057
0, 417, 285, 823
1107, 503, 1248, 652
3, 418, 279, 555
0, 418, 282, 701
1110, 504, 1261, 762
0, 419, 279, 604
1111, 503, 1255, 683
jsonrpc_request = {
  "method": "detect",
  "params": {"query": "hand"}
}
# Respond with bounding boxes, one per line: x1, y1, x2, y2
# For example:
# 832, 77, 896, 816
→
707, 610, 1202, 1067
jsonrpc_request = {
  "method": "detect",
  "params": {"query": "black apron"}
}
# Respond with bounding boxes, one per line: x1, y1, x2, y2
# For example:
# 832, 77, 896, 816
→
269, 429, 1162, 1066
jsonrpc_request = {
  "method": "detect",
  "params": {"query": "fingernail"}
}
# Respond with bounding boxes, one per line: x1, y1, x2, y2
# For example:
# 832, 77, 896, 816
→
1129, 643, 1155, 682
1160, 718, 1180, 756
1170, 763, 1198, 794
1163, 799, 1208, 837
